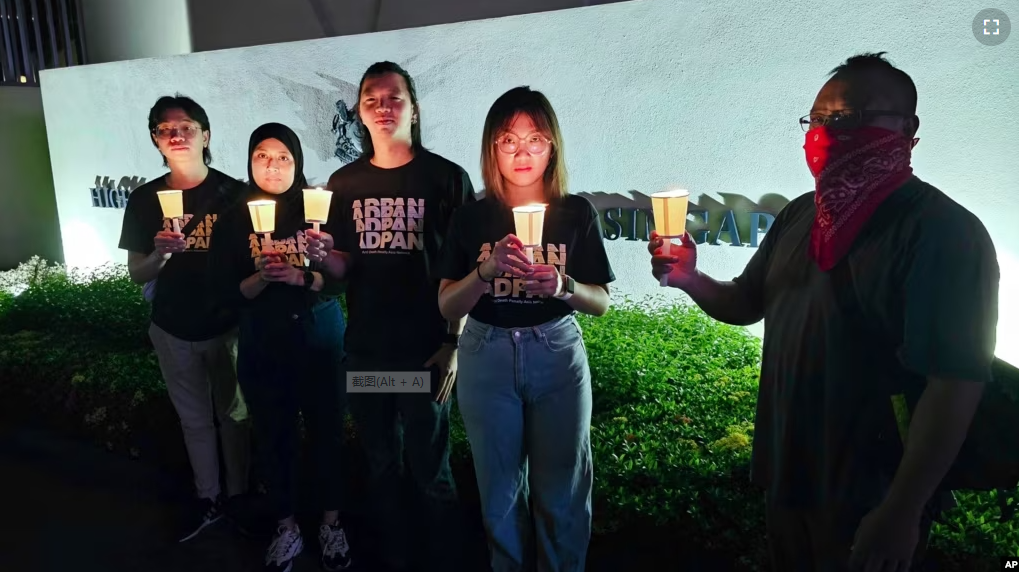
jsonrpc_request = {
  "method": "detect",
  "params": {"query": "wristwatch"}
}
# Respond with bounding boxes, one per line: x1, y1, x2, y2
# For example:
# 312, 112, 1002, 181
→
555, 274, 575, 300
303, 270, 315, 290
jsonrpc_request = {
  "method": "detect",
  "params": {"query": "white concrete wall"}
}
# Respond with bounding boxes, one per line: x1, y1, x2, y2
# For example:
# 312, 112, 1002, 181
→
81, 0, 191, 64
0, 1, 190, 269
38, 0, 1019, 365
0, 87, 62, 269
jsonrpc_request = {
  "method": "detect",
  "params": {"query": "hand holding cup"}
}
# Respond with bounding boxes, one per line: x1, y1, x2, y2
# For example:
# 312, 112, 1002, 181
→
154, 230, 187, 259
478, 234, 532, 281
522, 264, 561, 296
305, 229, 333, 262
257, 251, 290, 283
649, 230, 698, 289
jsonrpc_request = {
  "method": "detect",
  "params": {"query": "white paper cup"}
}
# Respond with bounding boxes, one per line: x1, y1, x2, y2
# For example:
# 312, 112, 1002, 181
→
512, 204, 546, 264
157, 190, 183, 233
303, 188, 332, 230
248, 200, 276, 234
651, 189, 690, 287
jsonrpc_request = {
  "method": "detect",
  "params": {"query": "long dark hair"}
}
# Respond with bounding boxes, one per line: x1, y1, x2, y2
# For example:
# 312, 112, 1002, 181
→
355, 61, 425, 159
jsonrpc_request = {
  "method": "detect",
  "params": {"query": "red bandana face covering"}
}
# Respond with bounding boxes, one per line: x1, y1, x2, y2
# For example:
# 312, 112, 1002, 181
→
804, 126, 918, 271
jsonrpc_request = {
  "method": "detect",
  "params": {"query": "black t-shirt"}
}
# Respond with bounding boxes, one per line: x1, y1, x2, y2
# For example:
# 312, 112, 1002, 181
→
325, 151, 475, 364
208, 187, 344, 327
734, 176, 1000, 508
436, 194, 616, 328
118, 168, 245, 341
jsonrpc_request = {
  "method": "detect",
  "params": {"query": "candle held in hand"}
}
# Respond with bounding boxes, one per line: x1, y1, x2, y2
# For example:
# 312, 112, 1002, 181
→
248, 200, 277, 244
157, 190, 183, 233
303, 188, 332, 232
650, 188, 690, 287
512, 204, 546, 264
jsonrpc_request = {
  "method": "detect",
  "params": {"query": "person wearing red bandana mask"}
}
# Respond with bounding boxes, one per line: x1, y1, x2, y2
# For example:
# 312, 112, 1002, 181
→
648, 52, 1000, 572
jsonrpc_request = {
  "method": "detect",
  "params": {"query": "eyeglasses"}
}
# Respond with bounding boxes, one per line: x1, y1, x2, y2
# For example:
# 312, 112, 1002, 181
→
799, 109, 907, 132
495, 133, 552, 155
152, 125, 202, 139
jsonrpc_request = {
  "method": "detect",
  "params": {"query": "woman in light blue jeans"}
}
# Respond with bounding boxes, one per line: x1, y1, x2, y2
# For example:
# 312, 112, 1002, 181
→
436, 86, 616, 572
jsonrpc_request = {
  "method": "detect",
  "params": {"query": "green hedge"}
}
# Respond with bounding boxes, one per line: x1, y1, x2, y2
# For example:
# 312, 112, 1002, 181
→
0, 257, 1015, 569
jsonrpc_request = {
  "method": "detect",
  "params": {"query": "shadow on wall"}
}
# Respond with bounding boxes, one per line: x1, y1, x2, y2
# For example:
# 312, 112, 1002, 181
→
577, 190, 793, 247
0, 88, 63, 270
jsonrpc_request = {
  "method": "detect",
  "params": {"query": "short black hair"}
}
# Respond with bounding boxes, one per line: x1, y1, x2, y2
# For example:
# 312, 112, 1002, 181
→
355, 61, 425, 159
828, 52, 918, 116
147, 94, 213, 167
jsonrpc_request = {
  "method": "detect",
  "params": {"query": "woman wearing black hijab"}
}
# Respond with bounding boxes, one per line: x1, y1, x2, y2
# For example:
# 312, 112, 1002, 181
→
209, 123, 353, 572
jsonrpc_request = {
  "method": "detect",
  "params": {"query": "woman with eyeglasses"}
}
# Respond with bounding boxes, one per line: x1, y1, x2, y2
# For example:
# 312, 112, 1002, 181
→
209, 123, 353, 572
435, 86, 615, 572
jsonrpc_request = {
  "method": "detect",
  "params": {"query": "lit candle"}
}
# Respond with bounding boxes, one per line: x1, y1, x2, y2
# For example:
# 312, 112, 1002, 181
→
156, 190, 184, 234
248, 199, 276, 244
650, 188, 691, 286
512, 204, 546, 264
303, 187, 332, 232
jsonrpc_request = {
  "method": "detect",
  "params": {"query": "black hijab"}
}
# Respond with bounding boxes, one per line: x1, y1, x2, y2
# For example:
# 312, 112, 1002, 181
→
245, 122, 308, 237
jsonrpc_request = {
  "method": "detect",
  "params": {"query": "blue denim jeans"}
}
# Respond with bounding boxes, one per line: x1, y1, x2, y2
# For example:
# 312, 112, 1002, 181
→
457, 314, 593, 572
237, 299, 347, 521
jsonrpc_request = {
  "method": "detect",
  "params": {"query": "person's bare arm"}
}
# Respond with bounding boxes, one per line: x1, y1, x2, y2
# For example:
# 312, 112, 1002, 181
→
447, 316, 465, 335
127, 230, 187, 285
883, 213, 1000, 515
522, 265, 611, 317
882, 378, 984, 516
681, 271, 764, 326
319, 250, 352, 280
240, 272, 269, 300
565, 283, 611, 317
438, 234, 531, 321
127, 250, 169, 285
239, 255, 294, 299
438, 275, 490, 322
650, 231, 766, 327
239, 268, 323, 298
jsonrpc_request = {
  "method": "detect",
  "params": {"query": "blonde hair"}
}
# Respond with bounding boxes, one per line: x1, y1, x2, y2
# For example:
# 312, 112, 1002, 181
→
480, 87, 568, 204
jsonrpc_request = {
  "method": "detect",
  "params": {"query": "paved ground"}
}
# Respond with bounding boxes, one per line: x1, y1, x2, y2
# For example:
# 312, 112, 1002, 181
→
0, 422, 467, 572
0, 421, 739, 572
1, 425, 259, 571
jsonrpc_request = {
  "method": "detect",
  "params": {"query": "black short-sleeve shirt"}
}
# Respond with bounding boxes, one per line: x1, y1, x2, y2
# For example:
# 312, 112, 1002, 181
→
324, 151, 475, 364
435, 194, 616, 328
207, 188, 345, 327
118, 168, 244, 341
738, 176, 1000, 508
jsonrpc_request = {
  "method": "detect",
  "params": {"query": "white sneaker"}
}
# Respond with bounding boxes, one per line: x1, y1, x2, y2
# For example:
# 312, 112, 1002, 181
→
265, 525, 303, 572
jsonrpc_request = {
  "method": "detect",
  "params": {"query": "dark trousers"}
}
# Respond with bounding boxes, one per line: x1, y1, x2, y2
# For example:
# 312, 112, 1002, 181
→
765, 496, 935, 572
237, 300, 347, 521
345, 354, 462, 571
